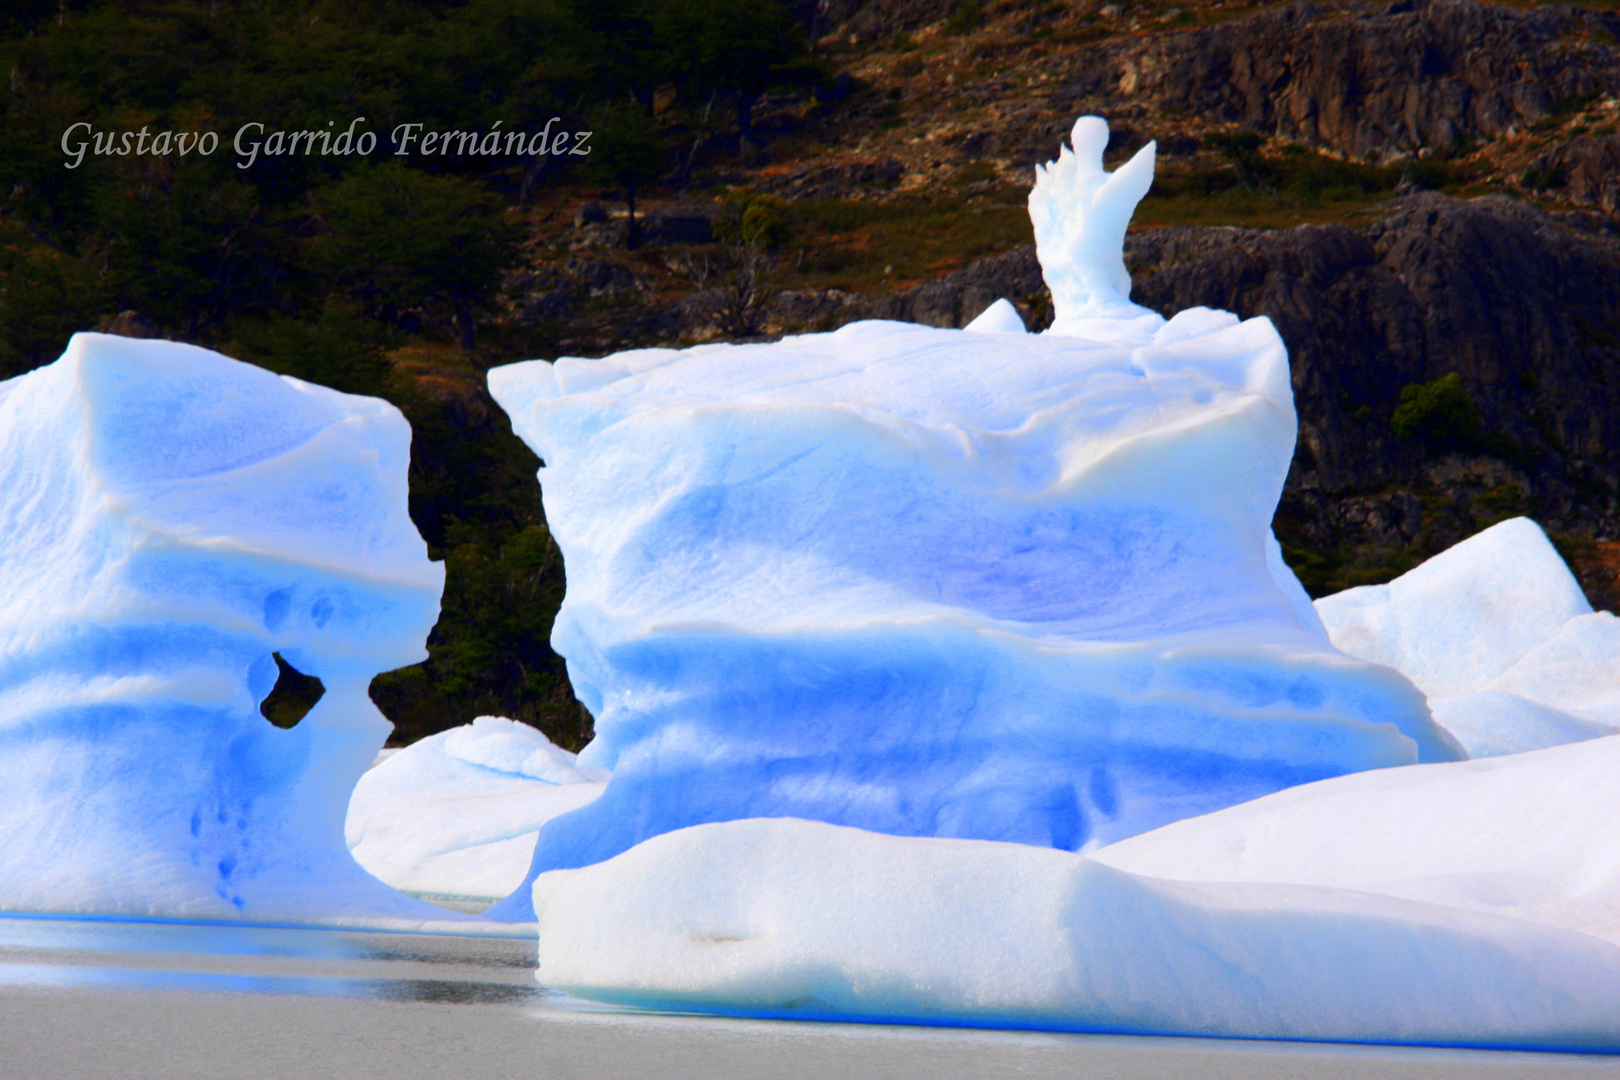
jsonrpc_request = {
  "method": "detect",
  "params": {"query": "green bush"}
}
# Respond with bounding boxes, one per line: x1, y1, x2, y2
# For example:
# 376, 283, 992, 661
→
1399, 158, 1452, 192
1474, 482, 1527, 523
1205, 130, 1265, 189
715, 191, 793, 249
1521, 164, 1566, 191
310, 164, 520, 349
1391, 372, 1481, 445
0, 228, 109, 378
229, 302, 395, 399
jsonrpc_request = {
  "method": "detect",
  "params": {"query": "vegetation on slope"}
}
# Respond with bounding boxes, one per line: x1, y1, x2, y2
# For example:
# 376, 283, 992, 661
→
3, 0, 1616, 744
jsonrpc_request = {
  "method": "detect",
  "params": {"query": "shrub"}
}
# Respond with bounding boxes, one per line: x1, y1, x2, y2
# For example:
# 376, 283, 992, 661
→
1391, 372, 1481, 445
1521, 164, 1566, 191
715, 191, 793, 249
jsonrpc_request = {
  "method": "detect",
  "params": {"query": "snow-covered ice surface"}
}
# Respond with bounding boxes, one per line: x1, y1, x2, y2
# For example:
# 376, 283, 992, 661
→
0, 333, 465, 926
531, 736, 1620, 1049
485, 116, 1459, 919
1316, 518, 1620, 757
347, 717, 605, 902
1094, 733, 1620, 945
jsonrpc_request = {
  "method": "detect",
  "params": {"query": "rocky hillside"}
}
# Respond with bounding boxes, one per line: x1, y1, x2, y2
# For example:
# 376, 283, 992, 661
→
8, 0, 1613, 746
501, 0, 1620, 611
1136, 193, 1620, 600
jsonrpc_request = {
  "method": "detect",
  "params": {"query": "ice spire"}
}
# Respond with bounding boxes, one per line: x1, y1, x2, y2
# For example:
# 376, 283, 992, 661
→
1029, 116, 1158, 332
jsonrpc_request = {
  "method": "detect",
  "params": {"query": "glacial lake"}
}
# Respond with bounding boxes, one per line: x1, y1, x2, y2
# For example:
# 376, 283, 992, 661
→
1, 915, 1616, 1080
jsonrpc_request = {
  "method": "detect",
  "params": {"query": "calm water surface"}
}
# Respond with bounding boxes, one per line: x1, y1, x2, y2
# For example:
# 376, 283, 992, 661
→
0, 915, 1616, 1080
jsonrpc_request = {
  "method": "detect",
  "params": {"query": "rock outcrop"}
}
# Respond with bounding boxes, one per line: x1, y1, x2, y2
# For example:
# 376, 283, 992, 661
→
1026, 0, 1620, 162
1128, 194, 1620, 538
1543, 133, 1620, 216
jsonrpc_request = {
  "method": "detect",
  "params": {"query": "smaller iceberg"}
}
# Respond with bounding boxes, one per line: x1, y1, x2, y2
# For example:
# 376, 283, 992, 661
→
348, 717, 606, 902
1316, 517, 1620, 757
0, 333, 449, 923
531, 734, 1620, 1048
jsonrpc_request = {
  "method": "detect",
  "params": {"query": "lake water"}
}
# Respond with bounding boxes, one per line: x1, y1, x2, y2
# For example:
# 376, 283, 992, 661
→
1, 915, 1616, 1080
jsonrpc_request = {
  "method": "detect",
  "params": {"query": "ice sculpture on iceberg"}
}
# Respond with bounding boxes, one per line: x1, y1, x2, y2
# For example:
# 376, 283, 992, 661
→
485, 116, 1462, 919
0, 333, 451, 922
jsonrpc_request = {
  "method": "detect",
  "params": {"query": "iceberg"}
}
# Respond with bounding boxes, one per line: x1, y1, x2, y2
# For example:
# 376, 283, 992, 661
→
1316, 517, 1620, 756
347, 717, 606, 902
529, 735, 1620, 1048
485, 116, 1460, 919
0, 333, 452, 923
1095, 733, 1620, 944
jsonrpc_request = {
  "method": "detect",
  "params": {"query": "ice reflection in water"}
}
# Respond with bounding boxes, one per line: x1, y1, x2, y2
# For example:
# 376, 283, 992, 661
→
0, 963, 558, 1005
0, 913, 556, 1005
1, 914, 1613, 1080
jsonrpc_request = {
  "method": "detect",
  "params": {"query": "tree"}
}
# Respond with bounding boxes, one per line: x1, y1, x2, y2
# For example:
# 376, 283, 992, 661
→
581, 100, 666, 249
91, 164, 284, 339
228, 299, 394, 399
310, 162, 520, 350
651, 0, 817, 146
0, 224, 109, 378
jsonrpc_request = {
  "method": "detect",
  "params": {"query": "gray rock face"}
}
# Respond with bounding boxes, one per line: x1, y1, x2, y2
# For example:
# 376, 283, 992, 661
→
1545, 134, 1620, 216
1126, 193, 1620, 535
835, 0, 960, 38
1051, 0, 1620, 159
865, 246, 1048, 328
757, 159, 905, 200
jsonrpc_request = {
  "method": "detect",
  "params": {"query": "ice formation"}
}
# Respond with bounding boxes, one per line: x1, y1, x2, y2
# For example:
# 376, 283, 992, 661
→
0, 333, 452, 922
1029, 115, 1161, 334
1316, 517, 1620, 756
530, 736, 1620, 1048
348, 717, 605, 902
1095, 733, 1620, 944
485, 116, 1460, 920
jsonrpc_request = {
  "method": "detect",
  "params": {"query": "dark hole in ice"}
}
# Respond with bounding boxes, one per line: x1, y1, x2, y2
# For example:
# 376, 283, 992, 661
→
260, 652, 325, 729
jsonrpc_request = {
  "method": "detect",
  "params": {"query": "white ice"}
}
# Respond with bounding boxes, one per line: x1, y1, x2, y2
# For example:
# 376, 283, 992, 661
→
1096, 733, 1620, 944
0, 333, 455, 924
531, 734, 1620, 1048
1316, 517, 1620, 756
1030, 115, 1159, 331
347, 717, 605, 902
484, 118, 1460, 919
513, 117, 1618, 1045
4, 113, 1608, 1047
961, 298, 1027, 334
